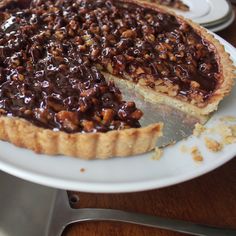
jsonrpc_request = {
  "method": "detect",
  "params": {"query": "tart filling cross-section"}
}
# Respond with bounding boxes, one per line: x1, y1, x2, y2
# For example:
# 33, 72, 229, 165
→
0, 0, 235, 159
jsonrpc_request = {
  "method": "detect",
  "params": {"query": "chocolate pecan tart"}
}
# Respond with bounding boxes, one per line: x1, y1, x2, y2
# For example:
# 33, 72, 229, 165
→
0, 0, 235, 159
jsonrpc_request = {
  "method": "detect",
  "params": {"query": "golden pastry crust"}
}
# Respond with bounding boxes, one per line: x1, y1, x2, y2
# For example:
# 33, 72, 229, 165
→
0, 116, 162, 159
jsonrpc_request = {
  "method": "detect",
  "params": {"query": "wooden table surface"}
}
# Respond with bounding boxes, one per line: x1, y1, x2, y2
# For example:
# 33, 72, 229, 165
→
64, 6, 236, 236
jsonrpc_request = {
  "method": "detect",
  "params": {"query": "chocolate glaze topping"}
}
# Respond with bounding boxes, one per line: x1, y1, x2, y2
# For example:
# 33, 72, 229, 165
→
0, 0, 220, 132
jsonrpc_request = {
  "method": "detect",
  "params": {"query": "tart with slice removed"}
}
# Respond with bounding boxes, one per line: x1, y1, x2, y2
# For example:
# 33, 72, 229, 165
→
0, 0, 235, 159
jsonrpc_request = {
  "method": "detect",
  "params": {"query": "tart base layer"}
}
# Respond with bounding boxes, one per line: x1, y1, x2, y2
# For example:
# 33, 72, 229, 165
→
0, 116, 162, 159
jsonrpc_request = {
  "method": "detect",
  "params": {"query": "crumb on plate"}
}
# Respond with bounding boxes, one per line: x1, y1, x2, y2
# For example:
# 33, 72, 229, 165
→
230, 125, 236, 136
223, 136, 236, 145
204, 137, 223, 152
151, 147, 163, 160
217, 123, 232, 138
193, 123, 206, 137
80, 168, 86, 173
220, 116, 236, 122
208, 123, 232, 138
191, 146, 203, 162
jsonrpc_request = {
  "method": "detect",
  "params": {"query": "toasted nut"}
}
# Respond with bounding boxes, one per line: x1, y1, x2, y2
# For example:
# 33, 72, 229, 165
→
78, 45, 87, 52
126, 101, 135, 107
80, 88, 96, 97
102, 108, 115, 125
74, 36, 84, 44
168, 52, 176, 62
190, 81, 200, 89
130, 109, 143, 120
85, 38, 94, 46
69, 20, 78, 30
55, 30, 65, 40
11, 56, 20, 66
57, 111, 79, 131
18, 74, 25, 81
81, 120, 94, 132
101, 25, 109, 32
121, 29, 137, 38
159, 53, 167, 60
145, 34, 155, 42
82, 35, 91, 41
91, 47, 100, 58
24, 109, 32, 115
136, 67, 145, 75
34, 108, 52, 124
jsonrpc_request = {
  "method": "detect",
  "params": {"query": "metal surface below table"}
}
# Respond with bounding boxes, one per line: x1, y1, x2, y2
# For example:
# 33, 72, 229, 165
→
0, 171, 55, 236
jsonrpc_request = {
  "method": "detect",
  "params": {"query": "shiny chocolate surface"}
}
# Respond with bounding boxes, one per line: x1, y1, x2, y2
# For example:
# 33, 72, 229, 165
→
0, 0, 220, 132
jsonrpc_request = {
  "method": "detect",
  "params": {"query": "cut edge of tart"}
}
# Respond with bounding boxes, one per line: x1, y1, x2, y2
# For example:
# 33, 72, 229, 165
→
108, 0, 236, 122
0, 116, 163, 159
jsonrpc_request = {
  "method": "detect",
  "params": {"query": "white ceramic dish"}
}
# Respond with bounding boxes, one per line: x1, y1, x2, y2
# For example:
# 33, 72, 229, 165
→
0, 34, 235, 193
176, 0, 231, 26
175, 0, 211, 20
208, 10, 235, 32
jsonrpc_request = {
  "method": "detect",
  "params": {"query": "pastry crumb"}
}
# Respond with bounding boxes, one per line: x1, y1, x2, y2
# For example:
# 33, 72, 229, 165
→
204, 137, 223, 152
220, 116, 236, 122
217, 123, 232, 138
193, 123, 206, 137
191, 146, 203, 162
208, 123, 232, 138
193, 155, 204, 162
151, 147, 163, 160
230, 125, 236, 136
223, 136, 236, 145
221, 124, 236, 144
80, 168, 86, 173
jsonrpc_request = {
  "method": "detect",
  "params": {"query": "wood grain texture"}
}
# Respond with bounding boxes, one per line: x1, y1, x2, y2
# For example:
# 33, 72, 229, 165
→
218, 7, 236, 48
64, 6, 236, 236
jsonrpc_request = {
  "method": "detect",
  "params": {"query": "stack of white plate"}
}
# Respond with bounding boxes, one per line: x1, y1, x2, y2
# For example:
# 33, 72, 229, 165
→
174, 0, 234, 32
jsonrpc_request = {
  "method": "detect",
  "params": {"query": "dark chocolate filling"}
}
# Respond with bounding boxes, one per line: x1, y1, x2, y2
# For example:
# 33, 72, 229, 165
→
0, 0, 220, 132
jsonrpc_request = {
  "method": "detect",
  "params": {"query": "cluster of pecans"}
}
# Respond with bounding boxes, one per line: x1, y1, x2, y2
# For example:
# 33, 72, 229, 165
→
0, 0, 220, 132
0, 0, 144, 133
28, 0, 218, 106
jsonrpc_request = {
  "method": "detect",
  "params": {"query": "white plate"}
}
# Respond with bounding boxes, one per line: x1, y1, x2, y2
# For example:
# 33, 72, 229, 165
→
175, 0, 231, 25
174, 0, 211, 20
0, 34, 236, 193
208, 10, 235, 32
